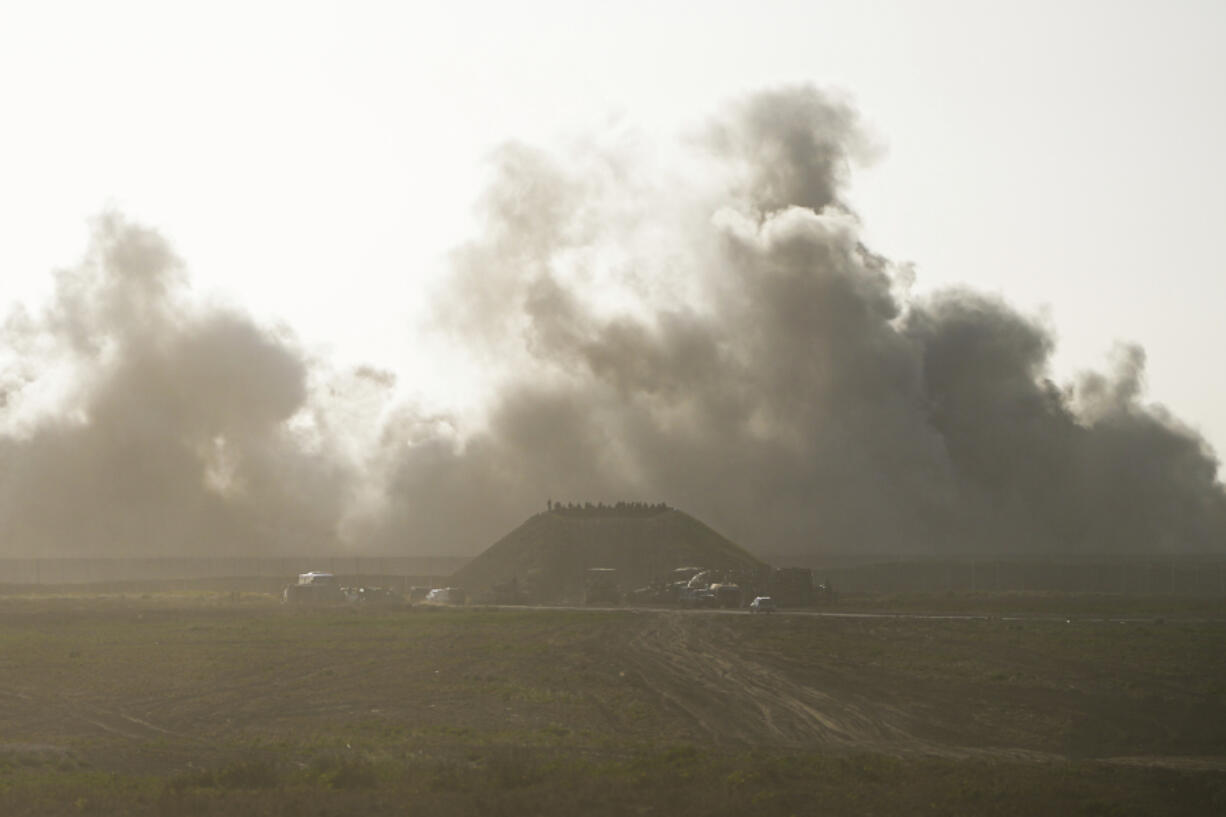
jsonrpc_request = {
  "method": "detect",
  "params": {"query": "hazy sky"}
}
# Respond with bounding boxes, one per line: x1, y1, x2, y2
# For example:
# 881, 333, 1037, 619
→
4, 0, 1225, 454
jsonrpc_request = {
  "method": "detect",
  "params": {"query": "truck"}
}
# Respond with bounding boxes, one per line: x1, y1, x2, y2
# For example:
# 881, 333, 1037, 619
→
282, 571, 346, 605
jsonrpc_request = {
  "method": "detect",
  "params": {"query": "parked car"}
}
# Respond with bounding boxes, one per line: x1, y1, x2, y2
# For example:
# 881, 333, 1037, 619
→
749, 596, 777, 614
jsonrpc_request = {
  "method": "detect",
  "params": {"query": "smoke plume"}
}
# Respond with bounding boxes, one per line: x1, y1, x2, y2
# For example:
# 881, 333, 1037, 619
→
5, 85, 1225, 557
362, 84, 1226, 555
0, 214, 352, 556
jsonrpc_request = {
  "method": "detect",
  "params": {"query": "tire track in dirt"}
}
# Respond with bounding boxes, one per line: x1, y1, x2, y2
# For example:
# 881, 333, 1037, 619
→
2, 685, 210, 749
620, 611, 1054, 760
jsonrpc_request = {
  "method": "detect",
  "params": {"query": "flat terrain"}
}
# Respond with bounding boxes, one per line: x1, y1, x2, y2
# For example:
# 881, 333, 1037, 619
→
1, 593, 1225, 815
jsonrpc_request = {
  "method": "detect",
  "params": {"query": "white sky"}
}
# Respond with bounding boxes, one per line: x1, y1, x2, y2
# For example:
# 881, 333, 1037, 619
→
3, 0, 1225, 454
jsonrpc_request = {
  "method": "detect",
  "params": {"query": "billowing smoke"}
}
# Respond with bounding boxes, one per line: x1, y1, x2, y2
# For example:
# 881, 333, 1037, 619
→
0, 214, 353, 556
5, 85, 1225, 557
360, 84, 1226, 556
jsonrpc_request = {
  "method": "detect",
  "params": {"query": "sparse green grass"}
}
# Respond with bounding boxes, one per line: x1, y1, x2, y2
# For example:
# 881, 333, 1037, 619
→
2, 746, 1225, 816
0, 593, 1224, 815
827, 590, 1226, 618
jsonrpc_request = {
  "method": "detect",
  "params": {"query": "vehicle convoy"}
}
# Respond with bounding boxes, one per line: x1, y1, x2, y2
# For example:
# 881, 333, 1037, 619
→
342, 585, 403, 605
592, 563, 827, 610
283, 573, 403, 605
282, 572, 346, 605
584, 568, 621, 605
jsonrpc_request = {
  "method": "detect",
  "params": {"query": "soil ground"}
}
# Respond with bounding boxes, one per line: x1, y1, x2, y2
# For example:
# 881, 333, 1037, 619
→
1, 591, 1224, 815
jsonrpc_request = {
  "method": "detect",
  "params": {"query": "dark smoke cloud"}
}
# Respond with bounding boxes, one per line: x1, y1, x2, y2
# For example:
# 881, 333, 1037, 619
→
6, 86, 1225, 558
363, 84, 1226, 556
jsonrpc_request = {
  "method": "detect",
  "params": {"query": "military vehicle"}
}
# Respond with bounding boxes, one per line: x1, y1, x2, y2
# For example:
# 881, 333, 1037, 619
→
584, 568, 621, 605
282, 571, 346, 605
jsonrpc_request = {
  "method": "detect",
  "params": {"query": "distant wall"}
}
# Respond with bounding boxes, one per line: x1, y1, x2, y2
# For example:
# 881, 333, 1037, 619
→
761, 555, 1226, 596
0, 556, 472, 587
17, 554, 1225, 597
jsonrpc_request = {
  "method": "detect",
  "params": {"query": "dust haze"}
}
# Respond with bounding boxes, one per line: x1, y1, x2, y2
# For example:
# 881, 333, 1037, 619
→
3, 85, 1224, 558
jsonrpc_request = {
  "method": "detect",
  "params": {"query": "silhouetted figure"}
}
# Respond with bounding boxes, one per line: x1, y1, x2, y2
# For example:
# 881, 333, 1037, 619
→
548, 500, 672, 518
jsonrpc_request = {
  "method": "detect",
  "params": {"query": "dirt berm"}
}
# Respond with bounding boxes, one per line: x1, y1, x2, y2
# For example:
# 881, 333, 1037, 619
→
452, 506, 767, 601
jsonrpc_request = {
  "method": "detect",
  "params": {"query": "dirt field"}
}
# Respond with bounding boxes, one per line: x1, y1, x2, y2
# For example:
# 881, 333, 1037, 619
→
1, 593, 1225, 815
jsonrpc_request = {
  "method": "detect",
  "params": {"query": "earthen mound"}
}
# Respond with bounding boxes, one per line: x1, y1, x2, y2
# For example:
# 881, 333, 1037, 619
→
452, 505, 766, 602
